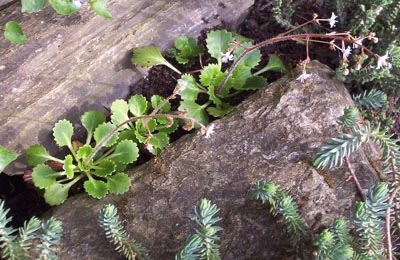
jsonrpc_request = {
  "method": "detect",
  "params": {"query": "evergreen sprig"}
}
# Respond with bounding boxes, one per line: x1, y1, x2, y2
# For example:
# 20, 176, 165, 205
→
352, 183, 390, 258
251, 181, 309, 245
338, 107, 359, 129
353, 89, 387, 110
98, 204, 150, 260
175, 199, 223, 260
0, 200, 62, 260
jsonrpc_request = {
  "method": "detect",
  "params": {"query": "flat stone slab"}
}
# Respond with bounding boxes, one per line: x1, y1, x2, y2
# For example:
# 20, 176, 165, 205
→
0, 0, 252, 172
49, 61, 380, 259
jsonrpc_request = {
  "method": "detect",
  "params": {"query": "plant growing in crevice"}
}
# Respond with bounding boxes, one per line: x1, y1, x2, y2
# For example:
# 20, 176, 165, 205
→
175, 199, 222, 260
0, 199, 63, 260
98, 204, 150, 260
252, 180, 391, 259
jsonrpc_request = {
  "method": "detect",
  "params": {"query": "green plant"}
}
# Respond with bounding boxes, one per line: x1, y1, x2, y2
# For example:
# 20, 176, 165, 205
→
0, 199, 63, 260
252, 181, 391, 259
98, 204, 150, 260
252, 180, 309, 245
132, 29, 288, 125
175, 199, 222, 260
2, 0, 112, 44
0, 145, 18, 174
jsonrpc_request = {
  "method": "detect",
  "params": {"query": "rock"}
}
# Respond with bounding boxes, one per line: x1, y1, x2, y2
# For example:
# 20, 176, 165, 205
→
0, 0, 252, 173
48, 61, 379, 259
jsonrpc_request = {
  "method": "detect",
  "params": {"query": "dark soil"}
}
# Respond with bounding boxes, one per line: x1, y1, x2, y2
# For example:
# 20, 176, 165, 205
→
2, 0, 399, 229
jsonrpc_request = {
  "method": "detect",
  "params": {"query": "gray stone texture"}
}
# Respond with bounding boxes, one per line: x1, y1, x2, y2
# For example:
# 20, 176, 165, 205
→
49, 61, 380, 259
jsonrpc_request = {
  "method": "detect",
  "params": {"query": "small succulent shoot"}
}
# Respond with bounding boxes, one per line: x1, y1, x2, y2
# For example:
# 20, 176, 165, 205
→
98, 204, 150, 260
4, 21, 28, 44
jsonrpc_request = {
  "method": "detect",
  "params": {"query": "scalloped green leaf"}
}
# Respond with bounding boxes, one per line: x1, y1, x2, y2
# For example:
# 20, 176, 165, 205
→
84, 179, 108, 199
179, 74, 203, 101
81, 110, 106, 135
77, 145, 93, 160
174, 35, 204, 65
149, 132, 169, 149
207, 103, 233, 118
199, 64, 226, 87
32, 165, 58, 189
22, 0, 47, 13
255, 54, 288, 75
63, 155, 75, 179
226, 64, 252, 90
135, 119, 157, 135
131, 46, 181, 74
44, 182, 72, 206
89, 0, 112, 19
93, 159, 116, 177
106, 173, 131, 195
53, 119, 74, 147
94, 122, 119, 147
128, 94, 148, 117
26, 145, 53, 166
208, 85, 222, 106
114, 162, 127, 172
151, 95, 171, 113
118, 129, 137, 142
241, 76, 267, 90
49, 0, 79, 15
0, 145, 18, 173
156, 120, 179, 134
110, 99, 130, 129
178, 100, 209, 126
206, 30, 234, 63
233, 42, 261, 68
108, 140, 139, 164
4, 21, 28, 44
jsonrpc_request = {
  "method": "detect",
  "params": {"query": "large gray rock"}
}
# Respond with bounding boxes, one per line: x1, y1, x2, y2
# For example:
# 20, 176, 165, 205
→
0, 0, 252, 172
49, 61, 379, 259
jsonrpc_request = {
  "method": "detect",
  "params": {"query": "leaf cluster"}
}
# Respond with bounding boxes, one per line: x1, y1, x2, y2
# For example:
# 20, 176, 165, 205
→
27, 110, 137, 205
0, 199, 62, 260
175, 199, 223, 260
98, 204, 150, 260
131, 29, 288, 125
0, 145, 19, 173
251, 180, 309, 245
3, 0, 112, 44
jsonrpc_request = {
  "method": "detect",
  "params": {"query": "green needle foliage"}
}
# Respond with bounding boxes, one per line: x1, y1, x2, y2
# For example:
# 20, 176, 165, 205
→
353, 89, 387, 110
0, 200, 63, 260
176, 199, 223, 260
251, 181, 309, 245
98, 204, 150, 260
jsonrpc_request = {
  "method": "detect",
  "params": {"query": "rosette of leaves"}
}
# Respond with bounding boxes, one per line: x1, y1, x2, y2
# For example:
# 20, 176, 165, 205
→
26, 110, 138, 205
110, 94, 177, 154
131, 30, 288, 125
169, 35, 204, 66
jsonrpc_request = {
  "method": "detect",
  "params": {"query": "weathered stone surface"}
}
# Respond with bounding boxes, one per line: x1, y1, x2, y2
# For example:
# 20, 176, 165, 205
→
48, 61, 380, 259
0, 0, 251, 172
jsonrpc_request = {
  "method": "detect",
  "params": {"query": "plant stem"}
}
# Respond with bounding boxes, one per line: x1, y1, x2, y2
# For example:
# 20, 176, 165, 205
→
344, 156, 365, 200
85, 114, 206, 166
386, 184, 400, 260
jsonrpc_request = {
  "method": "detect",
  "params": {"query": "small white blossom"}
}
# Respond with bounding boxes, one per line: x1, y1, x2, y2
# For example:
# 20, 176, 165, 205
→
72, 0, 82, 8
343, 46, 352, 60
376, 6, 383, 15
296, 71, 312, 83
329, 12, 338, 28
177, 79, 188, 92
205, 124, 216, 139
145, 143, 154, 152
376, 51, 392, 69
353, 37, 364, 48
221, 52, 234, 63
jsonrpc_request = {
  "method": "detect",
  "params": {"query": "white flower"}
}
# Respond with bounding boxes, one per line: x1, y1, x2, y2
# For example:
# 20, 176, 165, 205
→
376, 51, 392, 69
145, 143, 154, 152
328, 12, 338, 28
72, 0, 82, 8
205, 124, 216, 139
343, 46, 352, 60
221, 52, 234, 63
353, 37, 363, 48
177, 79, 188, 92
296, 71, 312, 83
